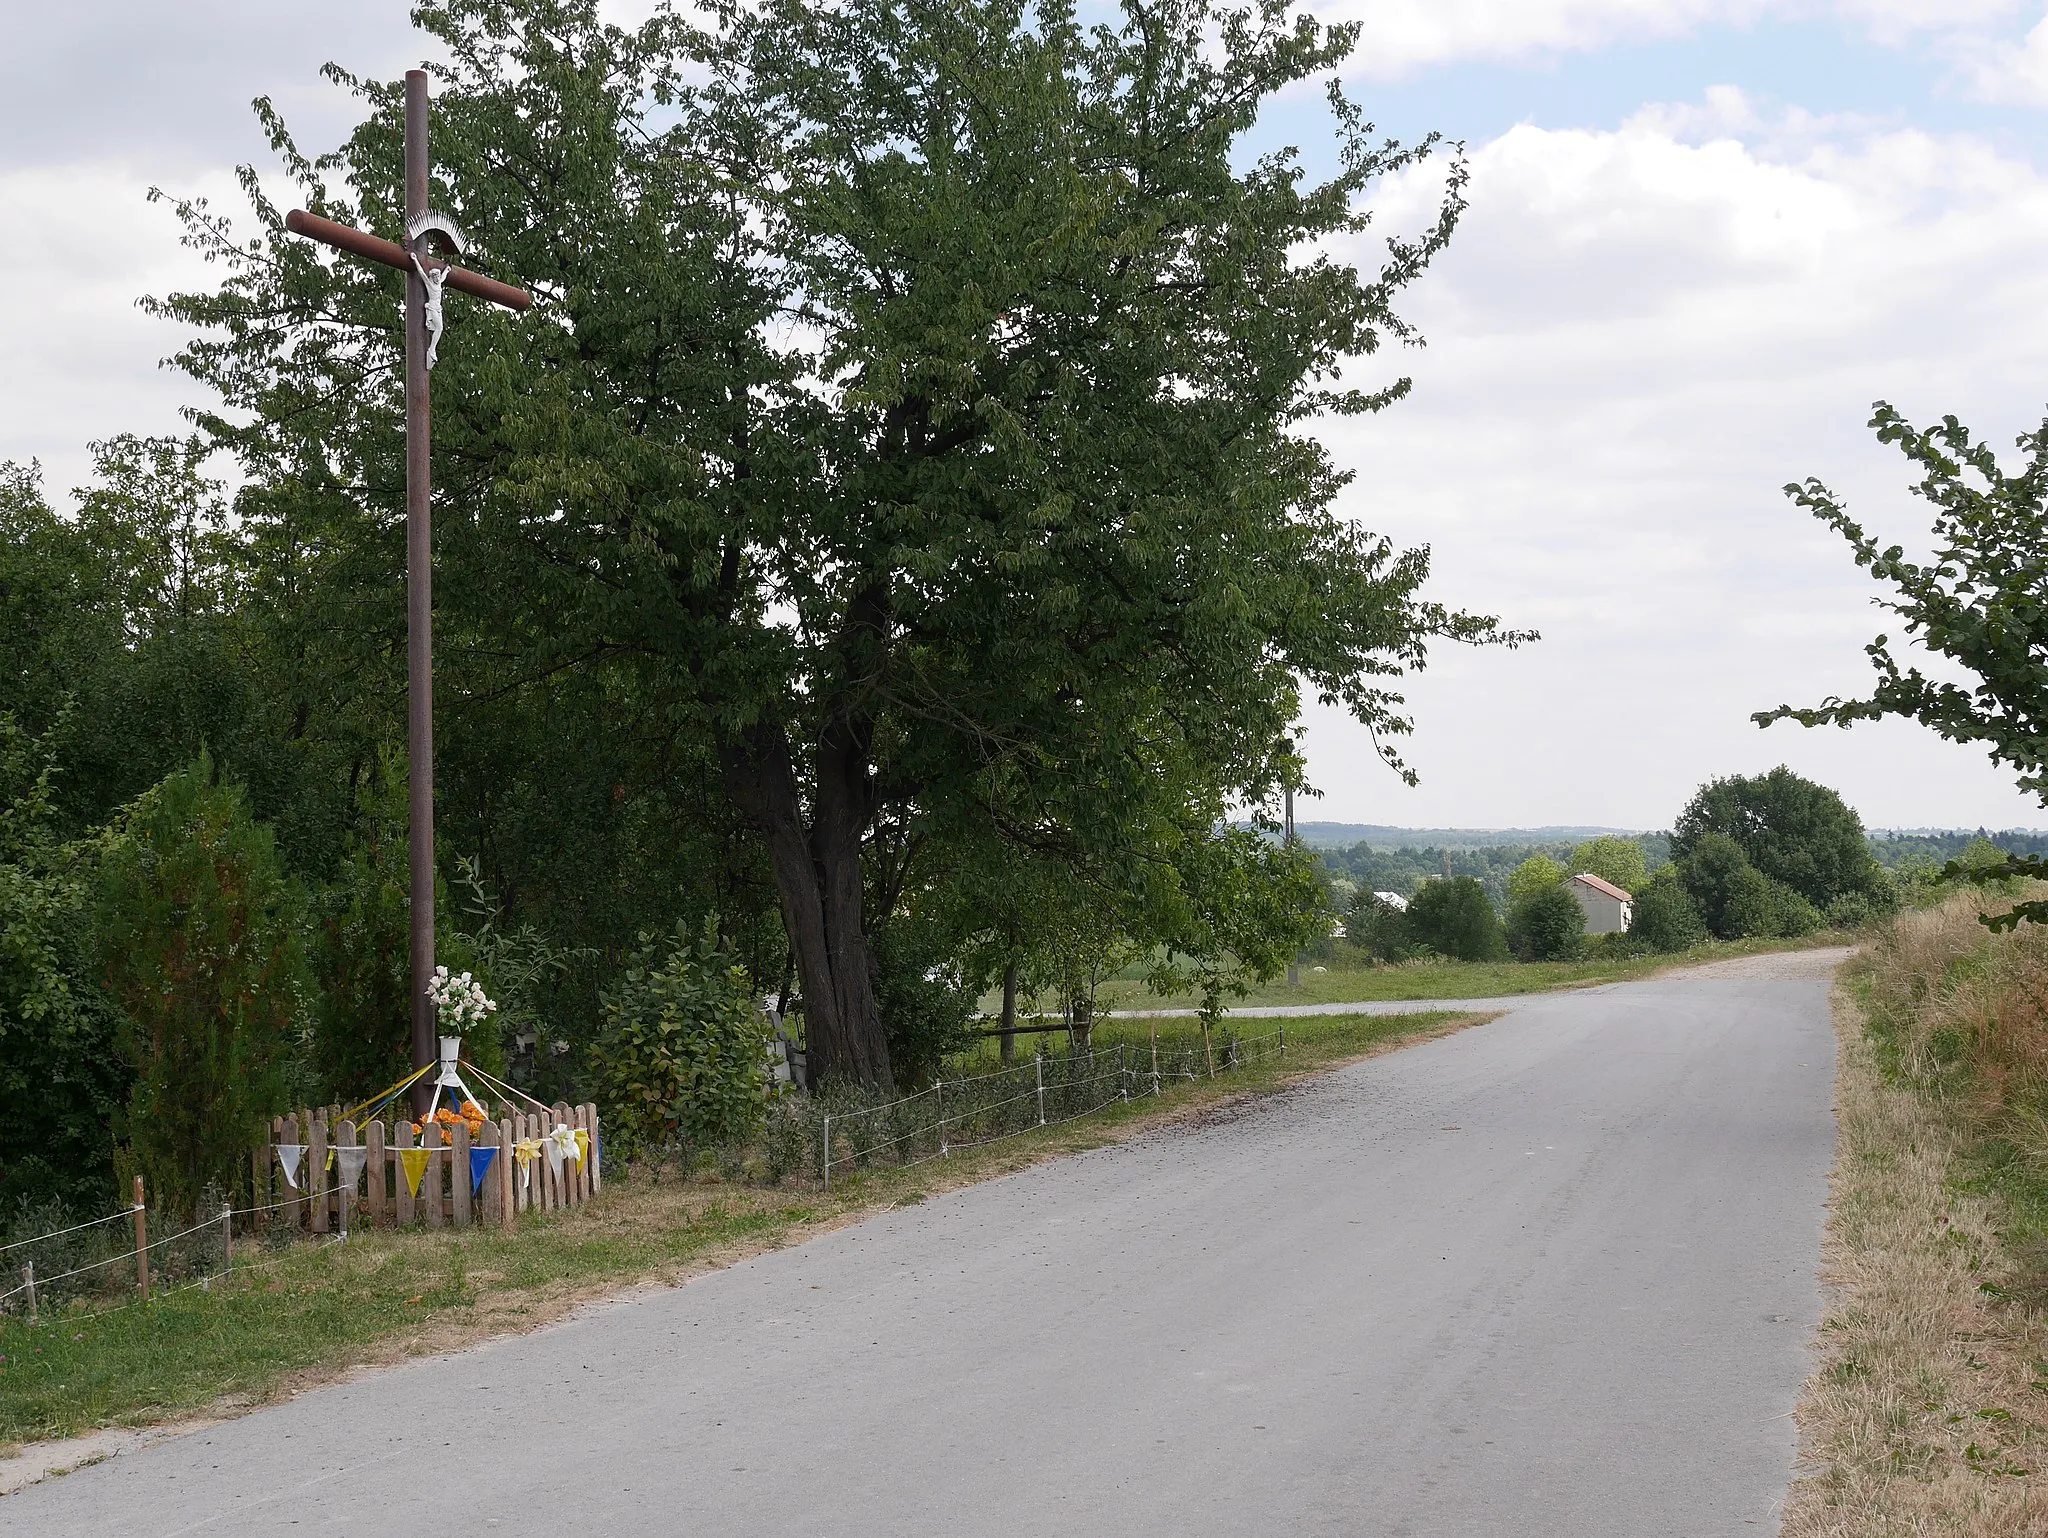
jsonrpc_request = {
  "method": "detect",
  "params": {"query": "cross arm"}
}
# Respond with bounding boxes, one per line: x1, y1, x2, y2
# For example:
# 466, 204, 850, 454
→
285, 209, 532, 312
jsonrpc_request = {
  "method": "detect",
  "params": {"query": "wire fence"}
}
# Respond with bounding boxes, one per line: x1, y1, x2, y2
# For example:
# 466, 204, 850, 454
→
810, 1024, 1287, 1187
0, 1181, 351, 1322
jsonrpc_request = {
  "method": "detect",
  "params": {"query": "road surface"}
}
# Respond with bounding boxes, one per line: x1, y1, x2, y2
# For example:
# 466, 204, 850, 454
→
5, 953, 1843, 1535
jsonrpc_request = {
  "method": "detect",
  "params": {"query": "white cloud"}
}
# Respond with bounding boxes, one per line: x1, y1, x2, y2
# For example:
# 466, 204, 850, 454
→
1300, 103, 2048, 829
1323, 0, 2019, 77
0, 162, 235, 500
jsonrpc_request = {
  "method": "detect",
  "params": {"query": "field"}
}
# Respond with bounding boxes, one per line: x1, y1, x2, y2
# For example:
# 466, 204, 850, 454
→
1002, 931, 1865, 1016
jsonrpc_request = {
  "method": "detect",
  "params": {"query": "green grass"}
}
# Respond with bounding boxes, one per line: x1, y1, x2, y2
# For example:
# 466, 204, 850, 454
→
0, 1006, 1481, 1448
1076, 931, 1859, 1013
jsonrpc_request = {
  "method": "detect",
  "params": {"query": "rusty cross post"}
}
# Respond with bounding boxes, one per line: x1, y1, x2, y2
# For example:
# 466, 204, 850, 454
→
285, 69, 531, 1116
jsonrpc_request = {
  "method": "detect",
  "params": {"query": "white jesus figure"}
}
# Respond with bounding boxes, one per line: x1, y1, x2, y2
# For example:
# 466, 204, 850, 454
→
410, 253, 450, 371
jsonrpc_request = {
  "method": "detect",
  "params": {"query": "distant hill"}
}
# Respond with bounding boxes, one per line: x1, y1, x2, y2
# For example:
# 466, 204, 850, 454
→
1291, 823, 1644, 851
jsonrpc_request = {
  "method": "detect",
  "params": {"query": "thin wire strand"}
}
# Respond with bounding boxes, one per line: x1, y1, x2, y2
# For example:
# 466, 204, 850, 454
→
0, 1206, 134, 1256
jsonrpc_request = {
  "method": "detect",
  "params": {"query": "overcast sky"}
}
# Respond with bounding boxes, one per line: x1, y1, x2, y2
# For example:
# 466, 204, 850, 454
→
8, 3, 2048, 832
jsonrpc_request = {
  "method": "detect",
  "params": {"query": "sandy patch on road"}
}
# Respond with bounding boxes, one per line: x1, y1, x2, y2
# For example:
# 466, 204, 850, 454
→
1663, 946, 1856, 982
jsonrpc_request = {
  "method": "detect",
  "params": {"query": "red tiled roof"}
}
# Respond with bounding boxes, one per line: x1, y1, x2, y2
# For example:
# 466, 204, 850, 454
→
1571, 873, 1633, 902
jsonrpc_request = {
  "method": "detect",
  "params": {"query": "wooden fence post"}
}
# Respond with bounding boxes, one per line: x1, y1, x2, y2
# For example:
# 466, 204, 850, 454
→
367, 1117, 386, 1227
308, 1115, 329, 1235
394, 1118, 416, 1226
452, 1118, 473, 1228
497, 1118, 516, 1229
132, 1174, 149, 1299
423, 1121, 444, 1229
587, 1106, 602, 1195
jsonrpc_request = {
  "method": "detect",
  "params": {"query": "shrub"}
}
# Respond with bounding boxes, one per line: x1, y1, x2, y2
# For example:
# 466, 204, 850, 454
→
1508, 884, 1586, 961
593, 919, 769, 1165
96, 752, 305, 1217
0, 714, 126, 1211
1346, 890, 1414, 962
871, 912, 979, 1088
1631, 867, 1706, 952
1406, 876, 1506, 962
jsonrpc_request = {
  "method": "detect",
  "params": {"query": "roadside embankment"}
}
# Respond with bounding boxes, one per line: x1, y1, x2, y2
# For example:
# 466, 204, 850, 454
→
1784, 898, 2048, 1534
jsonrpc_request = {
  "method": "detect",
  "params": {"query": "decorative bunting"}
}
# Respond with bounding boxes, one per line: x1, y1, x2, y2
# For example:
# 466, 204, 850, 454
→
514, 1139, 540, 1194
572, 1129, 589, 1169
468, 1144, 497, 1196
544, 1132, 565, 1179
335, 1146, 370, 1191
276, 1144, 306, 1190
397, 1147, 431, 1198
546, 1123, 578, 1177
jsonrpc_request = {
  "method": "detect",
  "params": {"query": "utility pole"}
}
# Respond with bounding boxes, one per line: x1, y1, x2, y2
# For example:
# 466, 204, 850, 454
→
285, 71, 532, 1114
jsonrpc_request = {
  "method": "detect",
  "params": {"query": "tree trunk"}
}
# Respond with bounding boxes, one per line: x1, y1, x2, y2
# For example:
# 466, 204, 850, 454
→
718, 721, 894, 1090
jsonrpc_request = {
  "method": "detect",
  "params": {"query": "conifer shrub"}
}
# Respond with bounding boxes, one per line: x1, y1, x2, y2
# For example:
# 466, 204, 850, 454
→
96, 752, 305, 1216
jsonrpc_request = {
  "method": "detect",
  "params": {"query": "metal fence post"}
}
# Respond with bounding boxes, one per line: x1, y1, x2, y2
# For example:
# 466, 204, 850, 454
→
1120, 1043, 1129, 1102
1035, 1054, 1046, 1126
222, 1199, 233, 1271
21, 1262, 34, 1321
937, 1079, 948, 1157
822, 1113, 832, 1190
1279, 1022, 1285, 1054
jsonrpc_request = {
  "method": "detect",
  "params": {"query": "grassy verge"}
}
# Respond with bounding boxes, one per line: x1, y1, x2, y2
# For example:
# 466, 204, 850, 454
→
1081, 930, 1859, 1011
0, 1007, 1488, 1451
1783, 902, 2048, 1534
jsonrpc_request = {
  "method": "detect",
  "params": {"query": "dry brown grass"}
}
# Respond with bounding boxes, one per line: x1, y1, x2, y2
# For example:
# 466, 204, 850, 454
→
1783, 902, 2048, 1536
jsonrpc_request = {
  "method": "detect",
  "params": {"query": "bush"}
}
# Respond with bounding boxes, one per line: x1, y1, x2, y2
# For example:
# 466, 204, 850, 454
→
1631, 867, 1706, 952
1507, 884, 1586, 961
0, 715, 126, 1211
593, 919, 770, 1166
1406, 876, 1506, 962
871, 913, 979, 1088
1346, 890, 1414, 962
97, 752, 306, 1217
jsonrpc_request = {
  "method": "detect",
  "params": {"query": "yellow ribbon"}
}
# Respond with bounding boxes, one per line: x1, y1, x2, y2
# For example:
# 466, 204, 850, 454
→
397, 1147, 431, 1198
573, 1129, 589, 1169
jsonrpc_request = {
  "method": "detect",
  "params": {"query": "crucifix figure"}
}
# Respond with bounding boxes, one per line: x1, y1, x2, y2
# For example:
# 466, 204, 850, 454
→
285, 70, 532, 1116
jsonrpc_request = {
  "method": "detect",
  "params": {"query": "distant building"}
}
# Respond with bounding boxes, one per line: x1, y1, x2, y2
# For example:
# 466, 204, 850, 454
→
1568, 873, 1633, 934
1372, 891, 1409, 911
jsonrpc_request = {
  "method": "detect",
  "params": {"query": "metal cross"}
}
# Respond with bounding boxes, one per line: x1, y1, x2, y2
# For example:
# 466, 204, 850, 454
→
285, 69, 532, 1115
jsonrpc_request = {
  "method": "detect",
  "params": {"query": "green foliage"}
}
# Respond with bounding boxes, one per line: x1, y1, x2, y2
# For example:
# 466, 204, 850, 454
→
1672, 767, 1890, 913
0, 715, 126, 1210
593, 921, 770, 1163
1404, 877, 1506, 962
870, 912, 979, 1090
1570, 836, 1647, 894
1759, 403, 2048, 812
1629, 867, 1706, 952
1346, 890, 1415, 963
148, 0, 1521, 1085
1506, 855, 1566, 903
96, 753, 306, 1216
1676, 831, 1821, 941
1507, 884, 1586, 962
308, 762, 411, 1105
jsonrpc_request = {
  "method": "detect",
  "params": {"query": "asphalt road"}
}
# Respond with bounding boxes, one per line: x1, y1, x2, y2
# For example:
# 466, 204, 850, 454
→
6, 959, 1840, 1536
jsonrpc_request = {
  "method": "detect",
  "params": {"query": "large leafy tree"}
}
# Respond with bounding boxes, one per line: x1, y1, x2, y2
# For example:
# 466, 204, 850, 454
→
154, 0, 1519, 1087
1670, 767, 1888, 914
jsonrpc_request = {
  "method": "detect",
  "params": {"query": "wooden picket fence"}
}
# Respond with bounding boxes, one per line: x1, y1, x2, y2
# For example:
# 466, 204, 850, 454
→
251, 1101, 601, 1234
